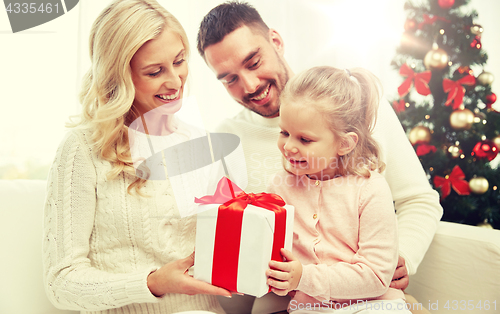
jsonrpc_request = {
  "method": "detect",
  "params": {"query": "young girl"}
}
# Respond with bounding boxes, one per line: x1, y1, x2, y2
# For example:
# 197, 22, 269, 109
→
266, 66, 411, 313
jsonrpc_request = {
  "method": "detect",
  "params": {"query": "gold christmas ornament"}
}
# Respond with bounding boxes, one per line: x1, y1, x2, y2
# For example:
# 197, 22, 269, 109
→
424, 47, 449, 70
409, 126, 431, 145
470, 24, 484, 36
449, 108, 474, 130
477, 71, 495, 86
469, 177, 489, 194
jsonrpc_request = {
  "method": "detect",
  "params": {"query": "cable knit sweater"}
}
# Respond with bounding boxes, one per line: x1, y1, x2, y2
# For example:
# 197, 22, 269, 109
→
42, 127, 225, 314
215, 99, 443, 275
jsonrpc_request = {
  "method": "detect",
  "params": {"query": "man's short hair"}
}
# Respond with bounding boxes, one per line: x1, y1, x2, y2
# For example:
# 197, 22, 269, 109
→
197, 1, 269, 60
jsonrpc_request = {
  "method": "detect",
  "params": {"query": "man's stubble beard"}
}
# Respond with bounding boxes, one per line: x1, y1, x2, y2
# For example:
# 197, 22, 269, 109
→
243, 55, 290, 118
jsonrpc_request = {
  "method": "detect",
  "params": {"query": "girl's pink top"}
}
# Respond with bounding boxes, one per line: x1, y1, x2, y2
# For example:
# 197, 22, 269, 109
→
267, 170, 405, 308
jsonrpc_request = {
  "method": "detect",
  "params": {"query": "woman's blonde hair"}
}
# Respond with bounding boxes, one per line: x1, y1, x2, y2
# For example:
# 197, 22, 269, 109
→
280, 66, 385, 178
71, 0, 189, 193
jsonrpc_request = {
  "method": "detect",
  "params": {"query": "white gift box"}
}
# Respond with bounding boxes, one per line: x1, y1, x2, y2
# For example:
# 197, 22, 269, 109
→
194, 202, 294, 297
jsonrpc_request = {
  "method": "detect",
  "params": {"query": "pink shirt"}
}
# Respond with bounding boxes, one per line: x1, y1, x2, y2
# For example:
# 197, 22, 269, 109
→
267, 170, 404, 308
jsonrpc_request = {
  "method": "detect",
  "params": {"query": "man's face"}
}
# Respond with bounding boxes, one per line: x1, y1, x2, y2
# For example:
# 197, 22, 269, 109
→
204, 25, 290, 118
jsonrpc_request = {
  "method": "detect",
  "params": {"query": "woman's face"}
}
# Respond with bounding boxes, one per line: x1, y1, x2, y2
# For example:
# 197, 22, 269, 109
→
130, 29, 188, 117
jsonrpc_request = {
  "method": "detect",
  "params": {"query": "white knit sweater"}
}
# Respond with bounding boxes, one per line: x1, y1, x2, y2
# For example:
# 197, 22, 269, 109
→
43, 127, 225, 314
215, 99, 443, 276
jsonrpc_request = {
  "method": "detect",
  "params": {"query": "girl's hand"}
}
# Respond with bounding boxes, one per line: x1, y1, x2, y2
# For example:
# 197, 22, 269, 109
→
390, 255, 409, 290
147, 252, 232, 298
266, 248, 302, 296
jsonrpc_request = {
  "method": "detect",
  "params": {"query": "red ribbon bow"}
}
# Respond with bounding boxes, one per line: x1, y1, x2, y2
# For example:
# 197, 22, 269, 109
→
393, 99, 406, 113
433, 165, 470, 200
442, 75, 476, 109
418, 14, 451, 29
195, 177, 288, 293
398, 64, 432, 97
416, 144, 436, 156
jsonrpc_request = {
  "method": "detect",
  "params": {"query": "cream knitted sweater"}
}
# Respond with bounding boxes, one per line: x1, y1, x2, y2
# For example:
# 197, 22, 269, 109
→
215, 100, 443, 276
42, 128, 225, 314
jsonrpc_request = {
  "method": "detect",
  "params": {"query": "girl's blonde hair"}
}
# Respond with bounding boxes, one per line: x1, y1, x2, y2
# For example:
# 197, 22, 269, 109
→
280, 66, 385, 178
70, 0, 189, 193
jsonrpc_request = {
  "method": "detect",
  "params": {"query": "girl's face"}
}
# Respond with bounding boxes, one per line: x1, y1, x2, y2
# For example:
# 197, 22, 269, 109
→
130, 29, 188, 117
278, 100, 342, 180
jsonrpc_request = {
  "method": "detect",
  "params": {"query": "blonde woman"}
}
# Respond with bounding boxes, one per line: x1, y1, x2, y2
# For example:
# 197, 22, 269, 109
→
43, 1, 229, 313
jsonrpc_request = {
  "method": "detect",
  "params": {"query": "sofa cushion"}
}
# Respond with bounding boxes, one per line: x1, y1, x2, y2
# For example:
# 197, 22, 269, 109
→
406, 221, 500, 313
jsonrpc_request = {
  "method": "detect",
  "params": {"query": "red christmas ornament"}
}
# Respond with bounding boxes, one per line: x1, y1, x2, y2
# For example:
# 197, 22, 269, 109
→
470, 36, 482, 49
472, 140, 499, 161
486, 93, 497, 108
438, 0, 455, 9
433, 165, 470, 200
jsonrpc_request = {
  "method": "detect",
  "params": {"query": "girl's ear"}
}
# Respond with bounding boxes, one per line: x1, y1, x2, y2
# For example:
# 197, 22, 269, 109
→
338, 132, 358, 156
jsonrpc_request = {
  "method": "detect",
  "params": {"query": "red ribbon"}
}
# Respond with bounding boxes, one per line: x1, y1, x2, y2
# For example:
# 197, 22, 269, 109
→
398, 64, 432, 97
418, 14, 451, 29
416, 144, 436, 156
433, 165, 470, 199
442, 75, 476, 109
195, 178, 287, 293
393, 99, 406, 113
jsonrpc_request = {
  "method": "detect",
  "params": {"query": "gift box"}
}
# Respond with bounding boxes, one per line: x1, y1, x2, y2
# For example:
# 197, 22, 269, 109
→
194, 177, 294, 297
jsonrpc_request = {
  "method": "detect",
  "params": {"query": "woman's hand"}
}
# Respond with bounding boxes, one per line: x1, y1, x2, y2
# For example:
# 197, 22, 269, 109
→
266, 248, 302, 296
147, 252, 232, 298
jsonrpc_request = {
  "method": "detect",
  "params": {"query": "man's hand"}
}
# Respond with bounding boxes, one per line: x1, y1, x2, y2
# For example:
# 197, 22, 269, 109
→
390, 255, 409, 290
147, 252, 232, 297
266, 248, 302, 296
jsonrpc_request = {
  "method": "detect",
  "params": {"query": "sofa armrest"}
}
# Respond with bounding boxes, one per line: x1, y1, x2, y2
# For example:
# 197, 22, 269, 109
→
0, 180, 77, 314
406, 221, 500, 313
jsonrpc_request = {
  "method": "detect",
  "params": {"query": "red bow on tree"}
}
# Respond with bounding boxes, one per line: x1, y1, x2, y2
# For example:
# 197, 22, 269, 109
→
416, 144, 437, 156
392, 99, 406, 113
398, 64, 432, 97
418, 14, 451, 29
442, 75, 476, 109
433, 165, 470, 200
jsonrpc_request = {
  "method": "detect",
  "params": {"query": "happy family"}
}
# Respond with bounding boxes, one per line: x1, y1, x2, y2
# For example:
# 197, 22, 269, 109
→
42, 1, 443, 314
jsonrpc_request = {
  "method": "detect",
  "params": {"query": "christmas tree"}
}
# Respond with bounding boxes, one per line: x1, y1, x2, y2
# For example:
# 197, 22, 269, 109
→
391, 0, 500, 229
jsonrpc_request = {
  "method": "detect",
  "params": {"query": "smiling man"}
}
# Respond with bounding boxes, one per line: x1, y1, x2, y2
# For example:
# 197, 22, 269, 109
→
202, 24, 290, 118
197, 2, 442, 314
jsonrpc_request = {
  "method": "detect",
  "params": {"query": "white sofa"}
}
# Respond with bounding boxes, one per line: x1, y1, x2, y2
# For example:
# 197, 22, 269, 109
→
1, 179, 499, 314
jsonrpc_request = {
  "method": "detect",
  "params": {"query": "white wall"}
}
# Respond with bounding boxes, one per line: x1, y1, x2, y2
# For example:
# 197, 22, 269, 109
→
1, 0, 499, 178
